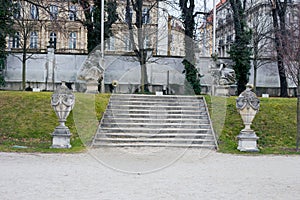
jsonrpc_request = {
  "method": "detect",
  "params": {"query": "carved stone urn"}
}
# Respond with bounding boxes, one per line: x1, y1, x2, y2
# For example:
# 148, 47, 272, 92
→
51, 82, 75, 148
236, 85, 260, 152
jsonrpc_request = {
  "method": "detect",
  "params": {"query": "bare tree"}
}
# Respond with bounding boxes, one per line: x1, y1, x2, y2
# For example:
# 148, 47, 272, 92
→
10, 0, 79, 90
280, 3, 300, 150
10, 0, 47, 90
249, 4, 274, 92
270, 0, 289, 97
125, 0, 158, 93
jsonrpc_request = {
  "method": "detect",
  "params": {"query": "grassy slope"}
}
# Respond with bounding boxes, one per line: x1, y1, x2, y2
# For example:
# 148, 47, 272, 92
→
206, 96, 299, 154
0, 91, 110, 153
0, 92, 299, 154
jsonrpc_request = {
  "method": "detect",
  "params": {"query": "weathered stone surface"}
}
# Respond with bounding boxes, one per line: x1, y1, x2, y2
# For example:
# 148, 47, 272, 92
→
51, 82, 75, 148
236, 86, 260, 152
77, 50, 104, 82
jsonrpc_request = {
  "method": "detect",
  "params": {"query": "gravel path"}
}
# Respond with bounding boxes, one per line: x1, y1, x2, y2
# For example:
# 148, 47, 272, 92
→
0, 148, 299, 200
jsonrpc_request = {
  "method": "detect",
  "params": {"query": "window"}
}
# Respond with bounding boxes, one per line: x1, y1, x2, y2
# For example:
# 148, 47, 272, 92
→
125, 8, 133, 24
30, 31, 38, 49
30, 4, 39, 19
69, 32, 76, 49
90, 6, 94, 23
13, 2, 21, 19
12, 32, 20, 48
142, 8, 150, 24
125, 34, 132, 51
49, 32, 57, 49
50, 5, 58, 20
69, 5, 77, 21
106, 36, 115, 51
144, 35, 150, 48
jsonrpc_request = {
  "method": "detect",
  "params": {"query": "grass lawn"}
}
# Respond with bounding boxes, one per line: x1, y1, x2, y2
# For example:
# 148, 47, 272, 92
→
205, 95, 300, 154
0, 91, 110, 153
0, 91, 299, 154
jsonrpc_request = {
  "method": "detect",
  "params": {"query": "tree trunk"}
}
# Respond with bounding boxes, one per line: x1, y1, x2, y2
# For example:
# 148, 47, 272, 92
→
127, 0, 150, 94
253, 59, 257, 93
22, 38, 27, 91
278, 57, 288, 97
179, 0, 201, 95
22, 56, 26, 90
271, 0, 288, 97
140, 50, 149, 93
297, 68, 300, 151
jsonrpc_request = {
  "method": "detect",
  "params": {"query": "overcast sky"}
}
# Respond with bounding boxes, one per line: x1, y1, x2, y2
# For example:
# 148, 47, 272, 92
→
167, 0, 216, 19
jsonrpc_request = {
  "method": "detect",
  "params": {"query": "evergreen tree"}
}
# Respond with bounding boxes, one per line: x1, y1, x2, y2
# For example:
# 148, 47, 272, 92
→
79, 0, 118, 53
0, 0, 14, 87
179, 0, 201, 95
228, 0, 252, 94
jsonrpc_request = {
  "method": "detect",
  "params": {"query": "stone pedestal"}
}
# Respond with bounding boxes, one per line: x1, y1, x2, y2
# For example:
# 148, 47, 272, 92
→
52, 125, 72, 148
215, 85, 230, 96
237, 131, 259, 152
85, 80, 99, 94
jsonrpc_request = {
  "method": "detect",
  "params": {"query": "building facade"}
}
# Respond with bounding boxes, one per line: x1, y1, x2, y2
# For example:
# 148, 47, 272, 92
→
207, 0, 299, 58
2, 0, 188, 92
7, 0, 88, 54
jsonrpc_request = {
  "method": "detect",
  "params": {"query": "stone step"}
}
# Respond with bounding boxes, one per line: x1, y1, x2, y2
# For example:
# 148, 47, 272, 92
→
94, 137, 215, 143
98, 127, 211, 134
96, 132, 214, 138
110, 94, 203, 100
100, 122, 211, 129
109, 99, 204, 104
109, 100, 205, 106
107, 104, 206, 111
105, 109, 208, 115
92, 94, 217, 149
103, 113, 209, 119
92, 142, 216, 149
102, 118, 209, 124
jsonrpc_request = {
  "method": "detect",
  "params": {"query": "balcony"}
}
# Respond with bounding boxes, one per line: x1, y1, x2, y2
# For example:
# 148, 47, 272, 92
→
219, 39, 224, 46
217, 19, 224, 28
226, 35, 233, 43
55, 48, 87, 54
226, 15, 232, 23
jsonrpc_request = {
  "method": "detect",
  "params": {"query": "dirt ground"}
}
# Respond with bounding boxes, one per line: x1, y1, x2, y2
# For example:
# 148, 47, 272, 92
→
0, 148, 299, 200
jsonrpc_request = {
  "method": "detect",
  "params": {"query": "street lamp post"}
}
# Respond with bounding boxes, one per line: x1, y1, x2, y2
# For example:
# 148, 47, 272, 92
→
213, 0, 217, 54
100, 0, 105, 93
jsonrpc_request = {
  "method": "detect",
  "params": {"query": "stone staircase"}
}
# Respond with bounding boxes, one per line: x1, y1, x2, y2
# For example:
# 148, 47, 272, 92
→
92, 94, 218, 149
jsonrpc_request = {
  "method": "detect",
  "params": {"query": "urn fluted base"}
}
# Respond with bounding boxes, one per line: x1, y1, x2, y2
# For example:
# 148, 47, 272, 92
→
237, 130, 259, 152
51, 125, 72, 149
